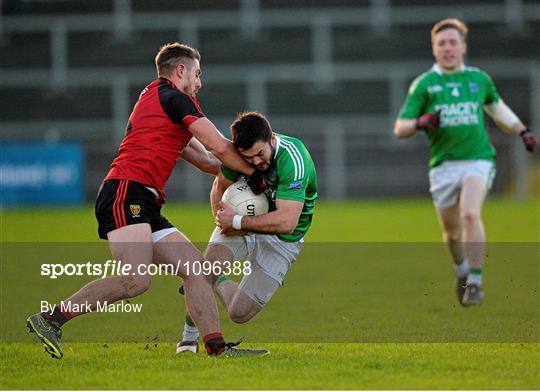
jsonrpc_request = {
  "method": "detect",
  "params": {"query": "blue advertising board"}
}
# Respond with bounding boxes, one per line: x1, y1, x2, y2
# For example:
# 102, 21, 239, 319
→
0, 143, 84, 206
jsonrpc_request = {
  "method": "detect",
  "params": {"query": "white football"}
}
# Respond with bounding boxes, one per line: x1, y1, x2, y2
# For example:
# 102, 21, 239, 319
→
222, 179, 269, 216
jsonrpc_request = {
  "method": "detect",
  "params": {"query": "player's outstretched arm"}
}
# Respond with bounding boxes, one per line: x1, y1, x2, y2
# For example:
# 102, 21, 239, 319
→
484, 100, 538, 152
395, 111, 441, 138
180, 138, 220, 175
394, 118, 418, 138
188, 117, 256, 175
217, 198, 303, 235
484, 99, 525, 134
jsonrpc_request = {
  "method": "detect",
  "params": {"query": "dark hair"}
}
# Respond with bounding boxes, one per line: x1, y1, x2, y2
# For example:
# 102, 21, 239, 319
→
431, 18, 468, 43
155, 42, 200, 76
230, 111, 273, 150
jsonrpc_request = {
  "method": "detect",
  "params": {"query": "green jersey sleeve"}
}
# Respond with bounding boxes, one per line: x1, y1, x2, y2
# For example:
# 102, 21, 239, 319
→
398, 75, 428, 119
483, 72, 500, 105
275, 144, 308, 203
220, 165, 240, 182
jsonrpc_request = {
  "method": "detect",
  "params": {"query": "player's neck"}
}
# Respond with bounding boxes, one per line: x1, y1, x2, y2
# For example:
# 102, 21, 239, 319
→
437, 62, 464, 75
158, 74, 184, 92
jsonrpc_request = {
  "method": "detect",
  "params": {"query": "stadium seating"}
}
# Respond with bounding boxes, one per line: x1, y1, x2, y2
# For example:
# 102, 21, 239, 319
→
1, 1, 538, 199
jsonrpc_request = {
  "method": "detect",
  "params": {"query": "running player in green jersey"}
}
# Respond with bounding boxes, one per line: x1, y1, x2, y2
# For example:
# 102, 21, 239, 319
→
177, 111, 318, 353
394, 19, 537, 306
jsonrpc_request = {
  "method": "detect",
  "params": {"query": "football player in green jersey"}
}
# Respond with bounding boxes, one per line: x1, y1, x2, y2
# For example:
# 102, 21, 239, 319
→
394, 18, 537, 306
177, 111, 318, 353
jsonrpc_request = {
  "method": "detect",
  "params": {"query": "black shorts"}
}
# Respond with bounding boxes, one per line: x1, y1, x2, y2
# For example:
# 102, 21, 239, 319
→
95, 179, 174, 240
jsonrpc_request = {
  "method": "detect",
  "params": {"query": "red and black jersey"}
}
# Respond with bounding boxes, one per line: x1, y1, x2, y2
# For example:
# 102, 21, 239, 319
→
105, 77, 205, 202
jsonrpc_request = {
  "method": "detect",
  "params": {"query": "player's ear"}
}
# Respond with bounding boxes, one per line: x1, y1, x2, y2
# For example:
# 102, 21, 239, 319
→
176, 63, 185, 78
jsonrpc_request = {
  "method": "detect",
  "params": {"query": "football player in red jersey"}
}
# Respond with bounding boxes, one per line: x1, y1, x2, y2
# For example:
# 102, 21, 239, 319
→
26, 43, 268, 357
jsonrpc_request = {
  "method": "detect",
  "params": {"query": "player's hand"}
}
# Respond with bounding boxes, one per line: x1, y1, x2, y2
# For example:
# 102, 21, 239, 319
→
520, 129, 538, 153
417, 111, 441, 130
216, 201, 235, 233
246, 171, 268, 195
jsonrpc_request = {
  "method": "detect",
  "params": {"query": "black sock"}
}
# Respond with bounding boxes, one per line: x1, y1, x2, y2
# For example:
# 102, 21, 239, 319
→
42, 305, 71, 327
203, 332, 226, 355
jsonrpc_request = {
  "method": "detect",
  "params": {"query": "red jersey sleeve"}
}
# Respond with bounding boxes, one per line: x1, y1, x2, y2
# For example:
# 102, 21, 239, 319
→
158, 82, 205, 128
171, 93, 205, 127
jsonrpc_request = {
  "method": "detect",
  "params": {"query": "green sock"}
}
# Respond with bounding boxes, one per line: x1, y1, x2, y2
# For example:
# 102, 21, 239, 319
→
214, 275, 230, 289
467, 268, 483, 286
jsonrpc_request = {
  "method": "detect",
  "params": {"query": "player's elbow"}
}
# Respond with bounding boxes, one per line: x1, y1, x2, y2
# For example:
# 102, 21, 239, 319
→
393, 125, 408, 139
394, 120, 416, 138
200, 158, 220, 176
278, 227, 295, 235
393, 127, 404, 138
277, 219, 297, 235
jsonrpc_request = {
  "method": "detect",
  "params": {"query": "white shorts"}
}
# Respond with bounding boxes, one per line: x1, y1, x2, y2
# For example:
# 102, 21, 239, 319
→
429, 160, 496, 209
208, 228, 303, 307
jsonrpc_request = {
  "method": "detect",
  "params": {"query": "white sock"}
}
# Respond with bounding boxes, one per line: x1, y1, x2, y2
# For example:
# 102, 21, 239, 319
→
454, 258, 469, 278
182, 320, 200, 342
466, 271, 483, 286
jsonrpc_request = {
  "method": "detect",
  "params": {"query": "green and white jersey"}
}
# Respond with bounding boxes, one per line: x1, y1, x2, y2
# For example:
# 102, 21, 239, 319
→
222, 133, 318, 242
399, 64, 499, 168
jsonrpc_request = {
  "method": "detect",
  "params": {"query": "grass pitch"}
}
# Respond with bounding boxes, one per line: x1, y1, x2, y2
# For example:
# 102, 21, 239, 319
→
1, 343, 538, 389
1, 199, 539, 389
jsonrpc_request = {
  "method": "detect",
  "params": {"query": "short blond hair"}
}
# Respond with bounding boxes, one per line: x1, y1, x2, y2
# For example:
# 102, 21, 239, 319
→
155, 42, 200, 76
431, 18, 468, 43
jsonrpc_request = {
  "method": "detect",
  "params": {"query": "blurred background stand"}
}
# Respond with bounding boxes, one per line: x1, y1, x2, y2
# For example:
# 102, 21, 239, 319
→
1, 0, 538, 205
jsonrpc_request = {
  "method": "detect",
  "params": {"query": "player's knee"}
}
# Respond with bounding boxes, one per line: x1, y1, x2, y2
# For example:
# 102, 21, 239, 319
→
121, 274, 151, 298
460, 209, 480, 226
228, 307, 254, 324
442, 228, 460, 243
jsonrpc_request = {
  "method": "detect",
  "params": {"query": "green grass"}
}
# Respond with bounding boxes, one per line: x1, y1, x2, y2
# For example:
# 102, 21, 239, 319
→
2, 198, 538, 242
1, 199, 539, 389
1, 343, 538, 390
